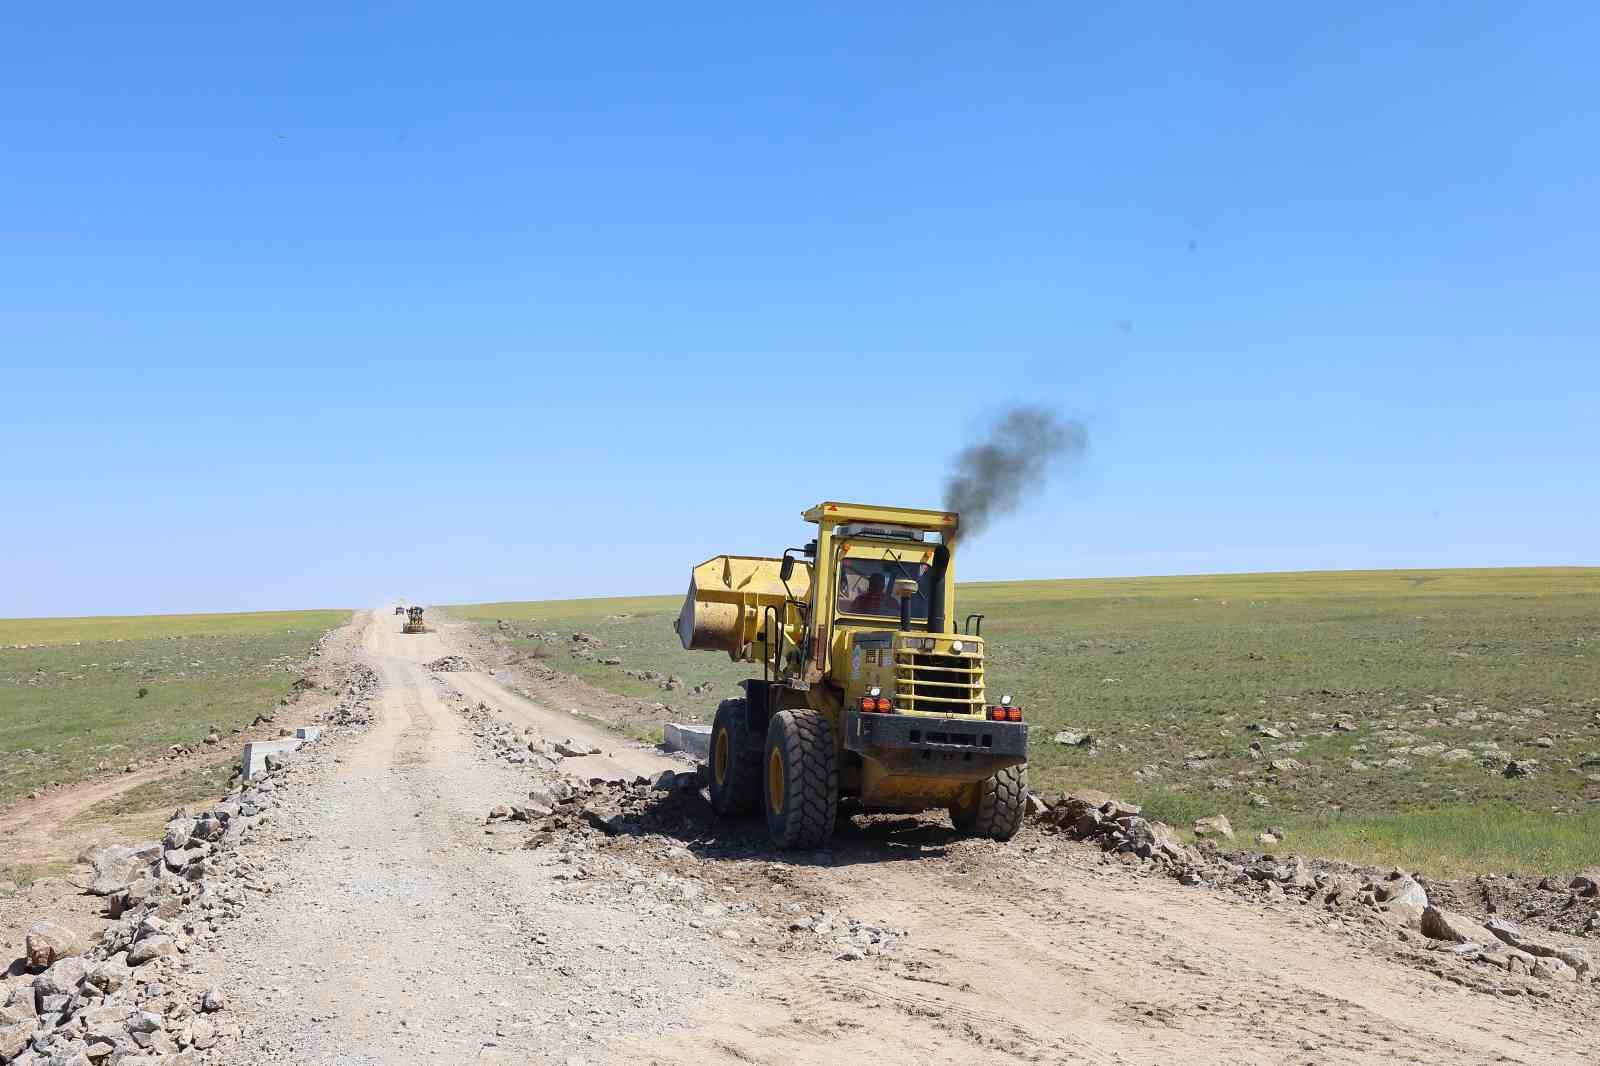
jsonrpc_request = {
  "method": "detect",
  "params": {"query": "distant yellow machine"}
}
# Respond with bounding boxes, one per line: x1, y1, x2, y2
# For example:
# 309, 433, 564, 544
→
676, 501, 1028, 849
401, 606, 426, 634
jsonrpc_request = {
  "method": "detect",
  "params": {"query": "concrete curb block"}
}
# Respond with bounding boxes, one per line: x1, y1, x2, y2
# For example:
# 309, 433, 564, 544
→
662, 722, 712, 760
241, 727, 321, 779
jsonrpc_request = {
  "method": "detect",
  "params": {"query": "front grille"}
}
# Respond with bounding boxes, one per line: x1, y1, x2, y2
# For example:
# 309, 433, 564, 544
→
894, 650, 985, 715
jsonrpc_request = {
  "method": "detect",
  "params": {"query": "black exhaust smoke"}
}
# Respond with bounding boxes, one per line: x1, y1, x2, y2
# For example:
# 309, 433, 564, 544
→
943, 406, 1088, 539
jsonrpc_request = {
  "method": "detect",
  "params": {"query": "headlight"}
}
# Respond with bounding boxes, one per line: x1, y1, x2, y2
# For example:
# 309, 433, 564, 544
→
922, 637, 936, 651
951, 640, 965, 654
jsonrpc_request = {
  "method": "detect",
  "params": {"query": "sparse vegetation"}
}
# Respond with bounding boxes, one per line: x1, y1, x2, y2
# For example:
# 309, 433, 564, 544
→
0, 608, 348, 807
453, 567, 1600, 874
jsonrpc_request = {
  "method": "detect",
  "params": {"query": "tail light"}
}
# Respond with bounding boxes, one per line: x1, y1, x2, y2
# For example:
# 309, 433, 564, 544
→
988, 705, 1024, 722
860, 696, 894, 714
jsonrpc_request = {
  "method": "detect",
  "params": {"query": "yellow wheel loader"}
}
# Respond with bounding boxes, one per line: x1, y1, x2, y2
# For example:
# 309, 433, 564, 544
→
677, 501, 1029, 849
402, 606, 427, 634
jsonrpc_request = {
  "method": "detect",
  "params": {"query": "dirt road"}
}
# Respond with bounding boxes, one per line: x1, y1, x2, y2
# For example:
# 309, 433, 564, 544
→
194, 609, 1595, 1065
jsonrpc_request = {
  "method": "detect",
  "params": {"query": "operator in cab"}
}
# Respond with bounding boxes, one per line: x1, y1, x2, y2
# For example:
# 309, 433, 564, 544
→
848, 572, 898, 615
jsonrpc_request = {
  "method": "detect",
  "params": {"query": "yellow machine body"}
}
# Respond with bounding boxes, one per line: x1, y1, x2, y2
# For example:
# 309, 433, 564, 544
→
402, 606, 427, 634
677, 501, 1027, 813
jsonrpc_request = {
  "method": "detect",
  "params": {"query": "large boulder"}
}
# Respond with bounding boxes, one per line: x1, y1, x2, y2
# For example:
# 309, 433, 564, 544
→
1375, 875, 1429, 927
32, 955, 89, 999
1421, 906, 1497, 946
1192, 815, 1234, 840
84, 843, 160, 897
127, 936, 177, 967
1570, 870, 1600, 898
24, 921, 84, 970
1485, 918, 1593, 977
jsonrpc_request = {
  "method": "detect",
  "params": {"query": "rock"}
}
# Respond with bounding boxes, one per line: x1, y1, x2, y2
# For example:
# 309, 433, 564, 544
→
191, 814, 225, 843
163, 848, 203, 873
1569, 871, 1599, 898
126, 1010, 164, 1034
1256, 832, 1279, 847
1532, 956, 1578, 981
1530, 736, 1554, 748
3, 984, 36, 1020
1052, 731, 1093, 747
1065, 789, 1114, 809
653, 771, 678, 792
85, 843, 159, 897
161, 817, 196, 851
555, 739, 601, 758
1485, 918, 1592, 977
1268, 758, 1306, 773
1421, 906, 1497, 946
1098, 798, 1142, 818
201, 988, 227, 1013
1192, 815, 1234, 840
1376, 876, 1429, 926
486, 806, 511, 821
1503, 759, 1537, 778
0, 1021, 33, 1061
33, 955, 90, 998
25, 920, 84, 969
1248, 793, 1271, 808
84, 957, 131, 995
126, 936, 177, 966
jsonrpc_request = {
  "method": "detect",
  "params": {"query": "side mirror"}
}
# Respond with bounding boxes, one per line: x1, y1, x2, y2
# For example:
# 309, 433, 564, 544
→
779, 557, 795, 582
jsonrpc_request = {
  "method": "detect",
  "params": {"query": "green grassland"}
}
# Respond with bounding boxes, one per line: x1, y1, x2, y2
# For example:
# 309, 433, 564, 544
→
0, 609, 348, 808
454, 568, 1600, 875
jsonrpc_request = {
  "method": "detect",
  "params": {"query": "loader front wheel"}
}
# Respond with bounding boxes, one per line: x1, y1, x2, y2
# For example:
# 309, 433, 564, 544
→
763, 709, 838, 849
950, 763, 1028, 841
708, 699, 762, 816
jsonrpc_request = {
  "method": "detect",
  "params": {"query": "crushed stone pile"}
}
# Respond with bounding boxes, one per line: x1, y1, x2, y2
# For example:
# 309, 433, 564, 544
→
425, 655, 474, 673
325, 664, 378, 725
1030, 790, 1597, 985
0, 667, 378, 1066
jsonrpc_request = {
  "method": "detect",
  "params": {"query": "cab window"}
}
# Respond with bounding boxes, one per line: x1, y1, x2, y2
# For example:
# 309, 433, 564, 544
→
835, 558, 932, 620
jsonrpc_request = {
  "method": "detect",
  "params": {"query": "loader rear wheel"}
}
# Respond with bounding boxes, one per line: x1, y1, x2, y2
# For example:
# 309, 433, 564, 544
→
708, 699, 762, 816
950, 763, 1028, 841
763, 709, 838, 849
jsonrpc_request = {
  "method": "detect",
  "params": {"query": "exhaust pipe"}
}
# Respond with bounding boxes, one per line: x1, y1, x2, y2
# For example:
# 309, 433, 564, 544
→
928, 543, 950, 634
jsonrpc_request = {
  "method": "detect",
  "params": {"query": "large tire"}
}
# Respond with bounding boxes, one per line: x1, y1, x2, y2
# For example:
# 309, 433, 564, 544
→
950, 764, 1028, 841
763, 709, 838, 849
709, 699, 762, 816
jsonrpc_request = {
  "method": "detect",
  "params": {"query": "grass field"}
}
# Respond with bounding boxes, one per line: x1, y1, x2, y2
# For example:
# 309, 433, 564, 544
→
0, 609, 349, 809
454, 567, 1600, 875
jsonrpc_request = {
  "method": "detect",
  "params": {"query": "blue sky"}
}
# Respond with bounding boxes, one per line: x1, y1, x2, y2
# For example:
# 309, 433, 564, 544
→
3, 3, 1596, 616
